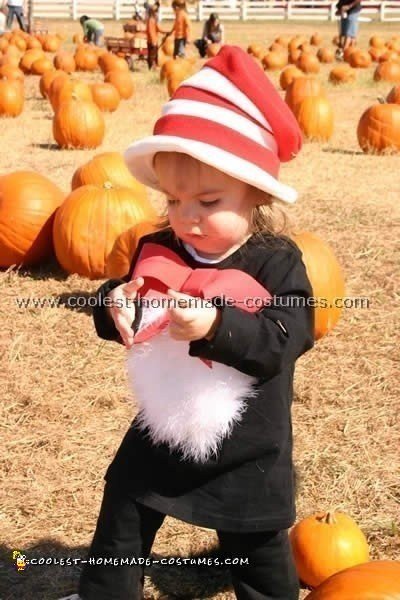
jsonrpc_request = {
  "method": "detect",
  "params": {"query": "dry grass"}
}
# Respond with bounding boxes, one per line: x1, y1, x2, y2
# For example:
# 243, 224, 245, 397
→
1, 18, 399, 600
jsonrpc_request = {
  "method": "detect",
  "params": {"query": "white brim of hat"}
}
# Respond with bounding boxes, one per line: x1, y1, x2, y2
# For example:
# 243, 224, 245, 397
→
124, 136, 298, 204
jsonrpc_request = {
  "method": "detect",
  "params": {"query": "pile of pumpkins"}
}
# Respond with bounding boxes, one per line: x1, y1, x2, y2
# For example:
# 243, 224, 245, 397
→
0, 150, 345, 342
290, 510, 400, 598
0, 29, 136, 149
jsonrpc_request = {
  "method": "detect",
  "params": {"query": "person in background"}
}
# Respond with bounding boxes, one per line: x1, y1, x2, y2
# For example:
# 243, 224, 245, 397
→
335, 0, 362, 59
0, 4, 6, 34
194, 12, 224, 58
79, 15, 105, 47
146, 3, 171, 70
171, 0, 191, 58
6, 0, 26, 31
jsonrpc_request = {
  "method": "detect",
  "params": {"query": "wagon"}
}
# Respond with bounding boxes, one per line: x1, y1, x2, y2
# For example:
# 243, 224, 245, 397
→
104, 35, 148, 69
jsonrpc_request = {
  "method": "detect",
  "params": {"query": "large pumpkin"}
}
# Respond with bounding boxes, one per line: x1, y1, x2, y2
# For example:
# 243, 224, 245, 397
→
91, 82, 120, 112
357, 103, 400, 154
106, 220, 160, 278
0, 171, 64, 267
53, 96, 105, 149
305, 560, 400, 599
280, 65, 303, 91
71, 152, 147, 198
53, 183, 156, 278
295, 95, 334, 141
290, 511, 370, 588
290, 231, 345, 339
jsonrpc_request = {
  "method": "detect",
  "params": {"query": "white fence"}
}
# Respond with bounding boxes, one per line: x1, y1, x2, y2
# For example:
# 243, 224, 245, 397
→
28, 0, 400, 22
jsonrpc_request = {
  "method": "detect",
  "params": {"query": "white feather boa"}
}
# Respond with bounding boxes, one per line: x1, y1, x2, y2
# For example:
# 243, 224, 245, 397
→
126, 298, 258, 463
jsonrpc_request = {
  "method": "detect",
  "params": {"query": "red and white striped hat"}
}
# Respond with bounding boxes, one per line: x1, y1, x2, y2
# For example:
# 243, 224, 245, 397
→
124, 45, 302, 203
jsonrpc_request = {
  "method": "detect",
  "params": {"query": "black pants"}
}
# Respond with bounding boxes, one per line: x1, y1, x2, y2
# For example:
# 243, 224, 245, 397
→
79, 480, 299, 600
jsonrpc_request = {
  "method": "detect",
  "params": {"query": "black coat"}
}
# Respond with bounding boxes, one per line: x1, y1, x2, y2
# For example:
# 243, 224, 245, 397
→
92, 229, 314, 532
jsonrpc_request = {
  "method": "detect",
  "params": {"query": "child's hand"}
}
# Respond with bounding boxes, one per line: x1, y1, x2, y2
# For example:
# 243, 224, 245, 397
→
167, 289, 221, 342
107, 277, 144, 349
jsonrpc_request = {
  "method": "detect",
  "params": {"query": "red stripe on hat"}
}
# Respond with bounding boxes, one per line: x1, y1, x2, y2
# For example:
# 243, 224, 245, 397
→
154, 114, 280, 177
205, 46, 302, 162
171, 86, 273, 134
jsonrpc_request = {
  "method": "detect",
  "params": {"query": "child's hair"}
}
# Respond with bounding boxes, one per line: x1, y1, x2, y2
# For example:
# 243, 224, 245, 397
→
172, 0, 186, 10
80, 15, 90, 25
148, 4, 159, 16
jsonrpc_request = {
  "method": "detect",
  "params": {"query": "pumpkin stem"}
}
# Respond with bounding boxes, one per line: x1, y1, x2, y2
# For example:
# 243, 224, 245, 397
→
325, 511, 336, 525
377, 95, 386, 104
103, 181, 113, 190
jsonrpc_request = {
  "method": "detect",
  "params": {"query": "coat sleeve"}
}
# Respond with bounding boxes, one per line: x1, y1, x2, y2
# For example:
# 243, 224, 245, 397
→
189, 247, 315, 380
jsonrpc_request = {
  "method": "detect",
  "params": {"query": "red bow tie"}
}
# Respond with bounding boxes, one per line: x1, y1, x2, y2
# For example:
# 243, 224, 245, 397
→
131, 243, 272, 367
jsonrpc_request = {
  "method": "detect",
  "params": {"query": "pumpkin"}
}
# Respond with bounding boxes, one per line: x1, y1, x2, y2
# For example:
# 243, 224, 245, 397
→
290, 232, 345, 339
74, 47, 98, 71
0, 79, 24, 117
279, 66, 303, 91
106, 220, 160, 277
269, 42, 285, 53
295, 95, 334, 141
99, 52, 129, 75
50, 79, 93, 111
343, 46, 358, 63
39, 69, 66, 99
374, 61, 400, 83
290, 511, 369, 588
275, 35, 291, 47
329, 65, 356, 85
53, 183, 156, 279
387, 85, 400, 104
0, 171, 64, 267
357, 103, 400, 154
42, 34, 61, 53
26, 37, 42, 50
285, 76, 325, 113
369, 35, 386, 49
91, 82, 121, 112
71, 152, 146, 196
297, 53, 320, 74
317, 47, 335, 63
304, 560, 400, 599
53, 51, 76, 73
104, 70, 134, 100
19, 48, 45, 73
53, 96, 105, 149
310, 33, 323, 46
262, 51, 288, 70
299, 42, 317, 55
30, 57, 54, 76
160, 57, 191, 83
289, 48, 302, 64
0, 64, 24, 82
369, 46, 386, 62
349, 50, 371, 69
206, 43, 221, 58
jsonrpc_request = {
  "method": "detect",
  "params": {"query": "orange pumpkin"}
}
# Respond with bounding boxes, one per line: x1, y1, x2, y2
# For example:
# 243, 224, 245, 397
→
50, 79, 93, 112
369, 35, 386, 49
329, 64, 356, 84
374, 61, 400, 83
369, 46, 386, 62
317, 47, 335, 63
290, 511, 369, 588
262, 51, 288, 71
99, 52, 129, 75
349, 50, 372, 69
42, 34, 61, 53
53, 183, 156, 278
310, 33, 323, 46
279, 66, 303, 91
206, 43, 221, 58
71, 152, 148, 198
305, 560, 400, 599
387, 85, 400, 104
104, 70, 135, 100
74, 47, 98, 71
39, 69, 66, 99
91, 82, 121, 112
0, 171, 64, 267
54, 51, 76, 73
0, 79, 24, 117
30, 57, 54, 76
295, 95, 334, 141
285, 77, 325, 113
0, 64, 24, 82
296, 53, 320, 74
53, 96, 105, 149
106, 220, 160, 277
290, 232, 345, 339
19, 48, 45, 73
357, 103, 400, 154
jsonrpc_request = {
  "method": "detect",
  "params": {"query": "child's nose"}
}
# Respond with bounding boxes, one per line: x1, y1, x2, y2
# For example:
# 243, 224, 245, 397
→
180, 204, 200, 224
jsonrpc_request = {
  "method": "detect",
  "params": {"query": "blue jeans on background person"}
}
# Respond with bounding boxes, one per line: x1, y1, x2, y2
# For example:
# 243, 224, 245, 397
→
6, 5, 26, 31
88, 28, 104, 46
174, 37, 186, 58
340, 11, 360, 39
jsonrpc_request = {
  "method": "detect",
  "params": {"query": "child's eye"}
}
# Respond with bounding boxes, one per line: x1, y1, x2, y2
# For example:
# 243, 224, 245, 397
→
200, 199, 220, 207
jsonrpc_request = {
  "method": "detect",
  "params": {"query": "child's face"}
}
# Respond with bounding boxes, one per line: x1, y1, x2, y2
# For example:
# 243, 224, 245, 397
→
154, 153, 256, 258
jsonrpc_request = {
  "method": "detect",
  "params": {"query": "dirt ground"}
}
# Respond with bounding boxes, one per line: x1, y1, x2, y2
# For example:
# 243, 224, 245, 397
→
0, 18, 399, 600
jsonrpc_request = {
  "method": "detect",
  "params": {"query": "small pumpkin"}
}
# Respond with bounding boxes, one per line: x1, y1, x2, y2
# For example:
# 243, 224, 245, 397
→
349, 50, 372, 69
30, 57, 54, 76
262, 51, 288, 71
279, 66, 303, 91
329, 64, 356, 85
0, 79, 24, 117
53, 96, 105, 149
317, 47, 335, 63
104, 70, 135, 100
296, 52, 320, 74
290, 511, 369, 588
53, 51, 76, 73
369, 35, 386, 49
305, 560, 400, 599
0, 170, 64, 267
91, 82, 121, 112
53, 182, 156, 279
